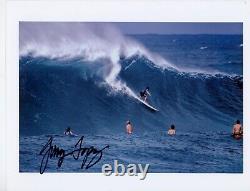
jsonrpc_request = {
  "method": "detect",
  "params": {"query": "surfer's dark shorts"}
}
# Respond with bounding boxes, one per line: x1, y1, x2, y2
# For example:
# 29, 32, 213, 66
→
140, 92, 145, 97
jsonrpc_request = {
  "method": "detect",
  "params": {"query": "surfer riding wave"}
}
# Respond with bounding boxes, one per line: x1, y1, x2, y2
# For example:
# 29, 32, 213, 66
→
140, 87, 151, 102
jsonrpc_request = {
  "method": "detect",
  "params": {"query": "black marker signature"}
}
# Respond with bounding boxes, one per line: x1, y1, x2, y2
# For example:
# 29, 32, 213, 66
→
39, 136, 109, 174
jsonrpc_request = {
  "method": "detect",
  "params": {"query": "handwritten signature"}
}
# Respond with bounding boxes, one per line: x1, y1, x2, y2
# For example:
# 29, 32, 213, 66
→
39, 136, 109, 174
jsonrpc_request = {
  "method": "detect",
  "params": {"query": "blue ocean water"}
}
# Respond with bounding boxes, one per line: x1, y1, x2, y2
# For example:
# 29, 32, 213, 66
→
19, 34, 243, 173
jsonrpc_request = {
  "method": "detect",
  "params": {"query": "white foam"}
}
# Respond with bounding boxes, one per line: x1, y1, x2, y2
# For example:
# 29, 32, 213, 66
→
20, 23, 176, 97
19, 23, 233, 96
200, 46, 208, 50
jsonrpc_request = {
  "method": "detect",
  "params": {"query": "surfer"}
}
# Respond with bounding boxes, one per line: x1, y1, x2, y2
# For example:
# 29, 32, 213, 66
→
167, 124, 176, 135
233, 77, 243, 90
140, 87, 151, 102
126, 120, 133, 134
232, 120, 243, 139
64, 126, 73, 136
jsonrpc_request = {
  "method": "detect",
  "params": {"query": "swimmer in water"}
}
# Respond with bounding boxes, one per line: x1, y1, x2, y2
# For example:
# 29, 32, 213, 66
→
126, 120, 133, 134
64, 126, 73, 136
168, 124, 176, 135
232, 120, 243, 139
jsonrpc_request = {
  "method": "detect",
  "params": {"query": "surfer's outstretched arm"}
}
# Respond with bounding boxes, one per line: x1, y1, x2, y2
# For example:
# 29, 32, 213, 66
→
146, 90, 151, 96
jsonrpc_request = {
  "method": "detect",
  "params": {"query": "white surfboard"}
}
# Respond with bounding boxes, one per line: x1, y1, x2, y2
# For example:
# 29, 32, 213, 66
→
135, 96, 159, 111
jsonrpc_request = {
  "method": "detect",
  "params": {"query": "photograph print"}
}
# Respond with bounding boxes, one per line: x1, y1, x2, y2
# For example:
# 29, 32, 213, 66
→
19, 22, 243, 174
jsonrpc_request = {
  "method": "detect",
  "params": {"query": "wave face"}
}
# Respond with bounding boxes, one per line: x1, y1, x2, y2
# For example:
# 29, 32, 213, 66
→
19, 23, 243, 136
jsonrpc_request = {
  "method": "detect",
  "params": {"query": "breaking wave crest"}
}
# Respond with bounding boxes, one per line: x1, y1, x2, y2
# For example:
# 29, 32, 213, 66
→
20, 23, 179, 98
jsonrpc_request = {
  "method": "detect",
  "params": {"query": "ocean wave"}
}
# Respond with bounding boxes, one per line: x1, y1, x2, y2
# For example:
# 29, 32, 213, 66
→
20, 23, 179, 99
20, 23, 240, 99
19, 53, 243, 136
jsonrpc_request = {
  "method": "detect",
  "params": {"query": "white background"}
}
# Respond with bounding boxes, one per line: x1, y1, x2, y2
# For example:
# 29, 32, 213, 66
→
2, 0, 250, 191
0, 0, 6, 190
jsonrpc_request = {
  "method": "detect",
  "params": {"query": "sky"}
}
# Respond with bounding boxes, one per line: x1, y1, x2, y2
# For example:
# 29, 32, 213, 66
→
111, 22, 242, 35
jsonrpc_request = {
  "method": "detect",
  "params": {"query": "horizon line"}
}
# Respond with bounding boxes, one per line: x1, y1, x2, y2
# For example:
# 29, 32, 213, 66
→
126, 33, 243, 35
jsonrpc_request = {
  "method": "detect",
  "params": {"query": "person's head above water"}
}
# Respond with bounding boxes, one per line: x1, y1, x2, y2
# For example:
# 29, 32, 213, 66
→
66, 127, 71, 132
236, 120, 241, 124
170, 124, 175, 130
126, 120, 131, 125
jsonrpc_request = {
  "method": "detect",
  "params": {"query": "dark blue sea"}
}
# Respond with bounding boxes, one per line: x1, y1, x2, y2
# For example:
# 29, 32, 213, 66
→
19, 34, 243, 173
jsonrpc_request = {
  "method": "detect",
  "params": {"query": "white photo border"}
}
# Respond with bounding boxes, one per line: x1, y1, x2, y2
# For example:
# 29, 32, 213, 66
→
5, 0, 250, 191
